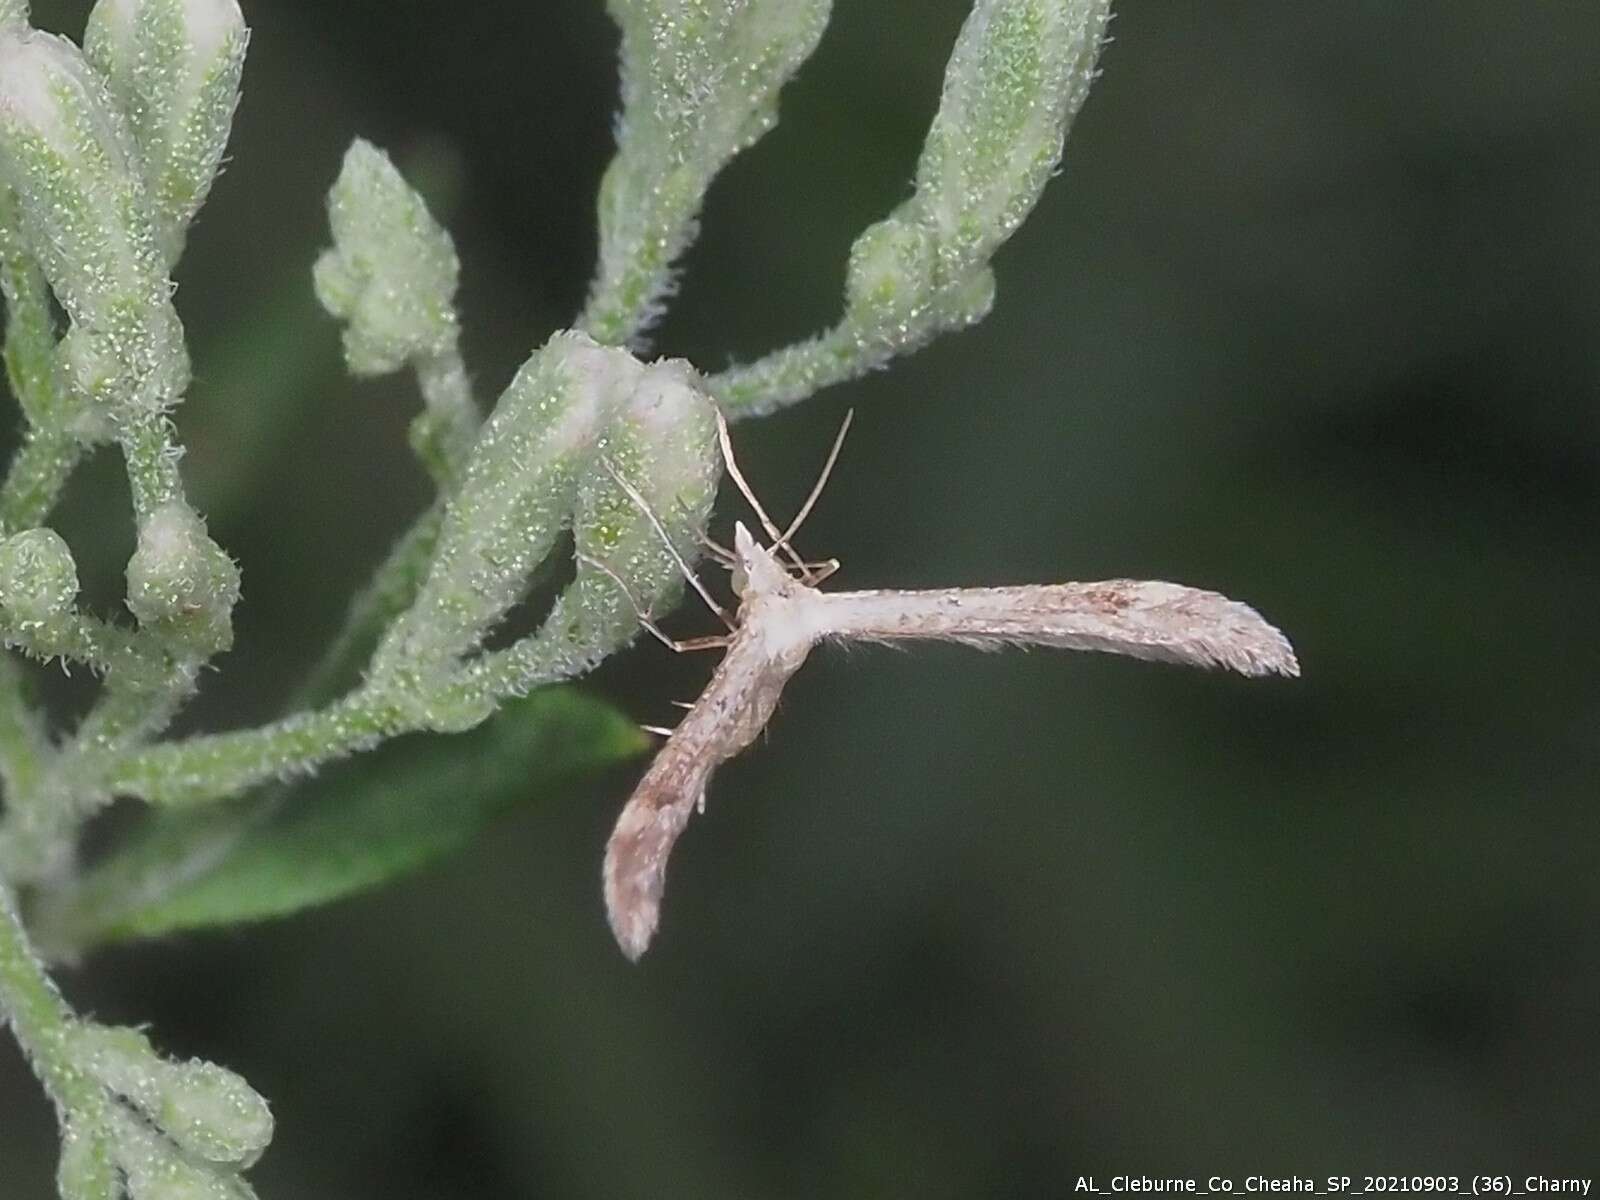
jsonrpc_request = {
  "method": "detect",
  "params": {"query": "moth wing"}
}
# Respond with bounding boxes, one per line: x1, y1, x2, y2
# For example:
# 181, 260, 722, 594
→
603, 746, 719, 962
816, 580, 1298, 678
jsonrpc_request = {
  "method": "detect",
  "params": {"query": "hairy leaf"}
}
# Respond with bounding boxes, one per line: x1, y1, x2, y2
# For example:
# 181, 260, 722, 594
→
36, 688, 645, 951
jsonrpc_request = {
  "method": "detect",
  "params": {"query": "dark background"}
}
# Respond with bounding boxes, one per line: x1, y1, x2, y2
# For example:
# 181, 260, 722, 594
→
3, 0, 1598, 1192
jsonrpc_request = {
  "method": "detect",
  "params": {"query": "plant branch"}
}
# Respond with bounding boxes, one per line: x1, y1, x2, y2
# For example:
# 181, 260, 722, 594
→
114, 408, 186, 524
94, 690, 403, 808
0, 653, 49, 823
0, 430, 84, 538
578, 0, 831, 346
0, 880, 97, 1112
410, 347, 479, 487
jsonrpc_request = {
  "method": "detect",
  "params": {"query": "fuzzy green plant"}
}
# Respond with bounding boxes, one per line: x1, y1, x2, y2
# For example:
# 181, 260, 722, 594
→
0, 0, 1113, 1194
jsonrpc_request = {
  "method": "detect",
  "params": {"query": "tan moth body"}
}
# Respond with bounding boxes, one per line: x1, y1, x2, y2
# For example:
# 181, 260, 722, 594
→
604, 525, 816, 961
603, 498, 1298, 960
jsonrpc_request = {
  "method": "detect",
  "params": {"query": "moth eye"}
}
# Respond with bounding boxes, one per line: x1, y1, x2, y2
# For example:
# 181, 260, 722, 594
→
730, 563, 750, 597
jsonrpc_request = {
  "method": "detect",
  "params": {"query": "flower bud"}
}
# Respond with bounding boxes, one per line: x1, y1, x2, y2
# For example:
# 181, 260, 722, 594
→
121, 1137, 256, 1200
84, 0, 247, 269
578, 357, 720, 573
607, 0, 831, 177
313, 138, 459, 376
57, 306, 190, 412
153, 1059, 274, 1169
0, 527, 79, 625
372, 332, 638, 693
586, 0, 831, 343
912, 0, 1111, 268
547, 359, 719, 665
56, 1121, 120, 1200
69, 1023, 273, 1174
844, 217, 936, 321
948, 264, 996, 329
125, 500, 239, 654
0, 29, 164, 328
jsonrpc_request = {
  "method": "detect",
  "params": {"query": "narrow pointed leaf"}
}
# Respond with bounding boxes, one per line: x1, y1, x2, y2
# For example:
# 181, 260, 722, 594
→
37, 688, 645, 951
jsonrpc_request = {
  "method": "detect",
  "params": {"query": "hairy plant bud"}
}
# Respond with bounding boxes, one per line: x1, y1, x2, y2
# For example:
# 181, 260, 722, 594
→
85, 0, 247, 269
371, 332, 641, 706
0, 29, 162, 325
709, 0, 1108, 417
86, 0, 244, 267
0, 28, 189, 413
57, 1121, 120, 1200
70, 1024, 273, 1173
913, 0, 1111, 268
313, 138, 459, 376
150, 1059, 273, 1169
125, 500, 239, 654
56, 307, 189, 412
586, 0, 832, 343
0, 527, 79, 625
844, 217, 936, 322
119, 1129, 257, 1200
539, 357, 721, 673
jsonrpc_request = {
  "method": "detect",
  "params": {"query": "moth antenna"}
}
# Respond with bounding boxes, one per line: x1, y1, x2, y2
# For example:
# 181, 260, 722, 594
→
714, 407, 808, 573
772, 408, 853, 557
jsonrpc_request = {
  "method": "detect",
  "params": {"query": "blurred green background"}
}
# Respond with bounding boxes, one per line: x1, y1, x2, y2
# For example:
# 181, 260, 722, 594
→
4, 0, 1600, 1192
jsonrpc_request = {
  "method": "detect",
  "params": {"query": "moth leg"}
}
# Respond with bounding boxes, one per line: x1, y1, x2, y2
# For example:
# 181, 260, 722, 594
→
667, 634, 734, 653
597, 460, 738, 629
576, 551, 733, 651
700, 535, 737, 566
639, 703, 700, 739
666, 494, 736, 570
800, 558, 842, 586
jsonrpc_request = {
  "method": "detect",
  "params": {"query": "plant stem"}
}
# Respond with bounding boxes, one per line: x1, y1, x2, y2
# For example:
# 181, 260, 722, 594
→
0, 194, 61, 425
0, 428, 85, 537
412, 347, 478, 487
0, 654, 47, 803
69, 662, 194, 754
95, 579, 643, 808
98, 690, 404, 807
709, 326, 890, 418
0, 880, 95, 1111
26, 505, 450, 947
0, 656, 60, 882
0, 634, 196, 884
1, 191, 84, 535
2, 612, 153, 678
577, 252, 658, 350
116, 408, 185, 523
309, 501, 450, 703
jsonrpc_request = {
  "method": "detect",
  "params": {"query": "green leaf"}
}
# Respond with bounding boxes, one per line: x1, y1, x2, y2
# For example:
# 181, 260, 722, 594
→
34, 688, 645, 952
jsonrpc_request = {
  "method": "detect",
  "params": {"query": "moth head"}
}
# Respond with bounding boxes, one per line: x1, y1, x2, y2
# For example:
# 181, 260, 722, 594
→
730, 521, 792, 600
